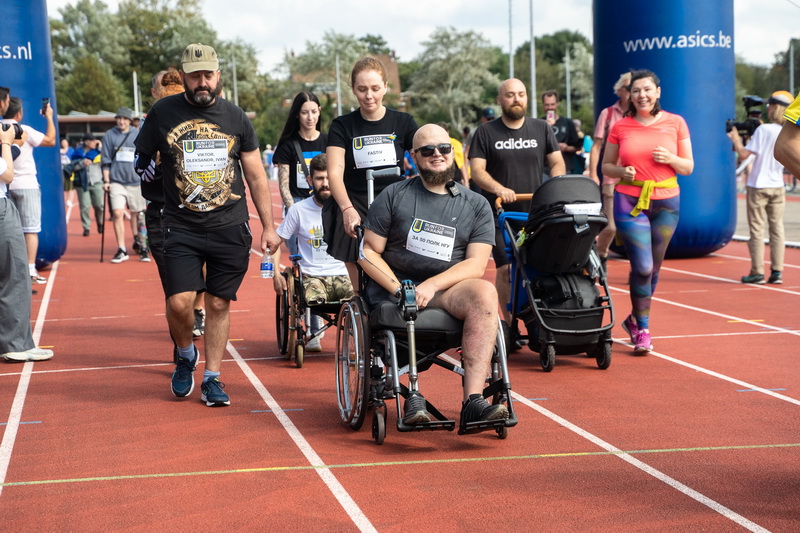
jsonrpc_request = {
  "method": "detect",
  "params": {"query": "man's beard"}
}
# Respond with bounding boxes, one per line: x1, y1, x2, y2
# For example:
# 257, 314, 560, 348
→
502, 102, 527, 120
312, 188, 330, 204
419, 163, 456, 187
184, 81, 222, 106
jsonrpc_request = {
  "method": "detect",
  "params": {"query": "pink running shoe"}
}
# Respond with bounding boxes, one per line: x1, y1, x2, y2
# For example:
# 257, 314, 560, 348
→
622, 315, 639, 344
634, 330, 652, 354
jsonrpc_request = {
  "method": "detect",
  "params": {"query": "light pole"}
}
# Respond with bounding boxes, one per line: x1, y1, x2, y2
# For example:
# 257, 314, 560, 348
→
529, 0, 537, 117
508, 0, 514, 78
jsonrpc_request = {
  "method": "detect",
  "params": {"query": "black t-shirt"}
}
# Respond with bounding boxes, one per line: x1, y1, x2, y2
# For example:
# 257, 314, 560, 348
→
469, 117, 558, 212
544, 115, 582, 175
327, 107, 417, 200
365, 177, 495, 287
273, 132, 327, 199
134, 93, 259, 230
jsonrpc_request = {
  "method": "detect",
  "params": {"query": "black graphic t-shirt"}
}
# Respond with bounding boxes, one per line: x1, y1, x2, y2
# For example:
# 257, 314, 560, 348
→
134, 93, 259, 229
469, 116, 558, 213
327, 107, 417, 199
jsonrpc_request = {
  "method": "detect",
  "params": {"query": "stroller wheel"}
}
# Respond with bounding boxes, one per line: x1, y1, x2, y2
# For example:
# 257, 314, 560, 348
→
595, 341, 612, 370
540, 343, 555, 372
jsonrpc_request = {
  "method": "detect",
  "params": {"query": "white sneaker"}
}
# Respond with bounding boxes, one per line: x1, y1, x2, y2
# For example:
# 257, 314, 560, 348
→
3, 347, 55, 362
306, 336, 322, 352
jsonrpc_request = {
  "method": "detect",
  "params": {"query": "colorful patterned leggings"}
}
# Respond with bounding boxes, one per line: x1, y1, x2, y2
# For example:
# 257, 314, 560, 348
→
613, 192, 680, 330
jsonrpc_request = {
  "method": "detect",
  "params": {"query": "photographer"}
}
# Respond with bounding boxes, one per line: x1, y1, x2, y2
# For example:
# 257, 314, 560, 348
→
727, 90, 793, 285
2, 96, 56, 285
0, 119, 54, 361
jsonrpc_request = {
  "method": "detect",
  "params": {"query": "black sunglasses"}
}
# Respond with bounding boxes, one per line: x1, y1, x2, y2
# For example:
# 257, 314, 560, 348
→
413, 143, 452, 157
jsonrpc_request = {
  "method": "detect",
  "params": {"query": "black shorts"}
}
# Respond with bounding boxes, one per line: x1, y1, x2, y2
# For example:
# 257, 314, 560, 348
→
163, 222, 253, 301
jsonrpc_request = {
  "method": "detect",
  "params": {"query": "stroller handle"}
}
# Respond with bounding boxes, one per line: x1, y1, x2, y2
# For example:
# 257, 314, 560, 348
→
495, 193, 533, 210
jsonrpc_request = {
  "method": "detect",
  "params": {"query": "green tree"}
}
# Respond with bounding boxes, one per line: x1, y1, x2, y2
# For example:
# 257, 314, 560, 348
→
56, 54, 125, 113
281, 31, 370, 111
407, 26, 501, 132
361, 34, 391, 56
50, 0, 132, 80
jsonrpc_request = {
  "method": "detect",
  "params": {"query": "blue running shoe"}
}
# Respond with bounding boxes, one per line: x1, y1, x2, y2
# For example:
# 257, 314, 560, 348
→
171, 347, 198, 397
201, 378, 230, 407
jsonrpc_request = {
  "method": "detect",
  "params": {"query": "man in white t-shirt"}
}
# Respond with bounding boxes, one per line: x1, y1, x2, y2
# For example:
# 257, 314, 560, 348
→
272, 153, 354, 351
1, 96, 56, 285
727, 90, 793, 285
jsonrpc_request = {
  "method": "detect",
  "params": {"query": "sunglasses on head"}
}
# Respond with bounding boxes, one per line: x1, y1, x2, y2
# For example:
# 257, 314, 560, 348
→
414, 143, 452, 157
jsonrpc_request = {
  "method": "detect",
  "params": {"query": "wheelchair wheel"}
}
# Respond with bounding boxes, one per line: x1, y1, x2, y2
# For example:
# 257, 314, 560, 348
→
275, 273, 290, 356
595, 340, 612, 370
335, 298, 370, 430
372, 409, 386, 445
286, 270, 298, 361
540, 343, 555, 372
295, 342, 304, 369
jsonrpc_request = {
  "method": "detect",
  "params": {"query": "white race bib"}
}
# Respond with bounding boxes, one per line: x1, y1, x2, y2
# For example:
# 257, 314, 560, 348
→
295, 161, 309, 189
405, 218, 456, 262
182, 139, 228, 172
352, 134, 397, 169
116, 146, 135, 163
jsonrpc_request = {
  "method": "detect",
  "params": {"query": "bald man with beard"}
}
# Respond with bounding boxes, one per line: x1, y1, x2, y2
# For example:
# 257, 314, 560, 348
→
469, 78, 565, 327
360, 124, 509, 428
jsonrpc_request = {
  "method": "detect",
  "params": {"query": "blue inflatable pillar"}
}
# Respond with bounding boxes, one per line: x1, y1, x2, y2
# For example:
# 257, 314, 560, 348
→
2, 0, 67, 268
593, 0, 736, 257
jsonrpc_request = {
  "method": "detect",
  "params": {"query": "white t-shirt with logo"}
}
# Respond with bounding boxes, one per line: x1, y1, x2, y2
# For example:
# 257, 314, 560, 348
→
744, 123, 785, 189
276, 197, 348, 277
0, 120, 45, 190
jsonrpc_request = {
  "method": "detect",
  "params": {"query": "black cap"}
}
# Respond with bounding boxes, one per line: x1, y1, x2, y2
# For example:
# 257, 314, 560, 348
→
83, 133, 96, 141
481, 107, 496, 119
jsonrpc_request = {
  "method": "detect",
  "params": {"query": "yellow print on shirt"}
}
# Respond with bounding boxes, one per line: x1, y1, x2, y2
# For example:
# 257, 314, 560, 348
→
166, 119, 240, 212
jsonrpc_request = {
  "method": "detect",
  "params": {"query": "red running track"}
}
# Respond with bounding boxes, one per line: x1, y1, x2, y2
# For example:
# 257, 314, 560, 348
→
1, 186, 799, 531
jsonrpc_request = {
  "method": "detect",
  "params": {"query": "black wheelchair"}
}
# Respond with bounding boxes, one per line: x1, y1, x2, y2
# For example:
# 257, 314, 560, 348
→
335, 281, 518, 444
276, 255, 345, 368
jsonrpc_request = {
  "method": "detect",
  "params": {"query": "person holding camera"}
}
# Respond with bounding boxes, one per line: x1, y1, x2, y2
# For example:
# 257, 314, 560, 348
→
728, 90, 793, 285
774, 93, 800, 191
1, 96, 56, 286
0, 118, 54, 362
541, 90, 583, 176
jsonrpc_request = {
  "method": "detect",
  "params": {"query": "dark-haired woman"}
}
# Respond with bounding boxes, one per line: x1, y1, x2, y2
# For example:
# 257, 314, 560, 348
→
273, 91, 327, 255
602, 69, 694, 354
325, 57, 418, 286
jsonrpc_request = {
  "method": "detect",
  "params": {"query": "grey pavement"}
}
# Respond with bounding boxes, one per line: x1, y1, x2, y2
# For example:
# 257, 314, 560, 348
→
734, 188, 800, 247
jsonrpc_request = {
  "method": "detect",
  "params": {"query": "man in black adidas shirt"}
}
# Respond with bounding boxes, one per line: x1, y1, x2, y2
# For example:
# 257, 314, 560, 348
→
135, 43, 281, 407
469, 78, 565, 325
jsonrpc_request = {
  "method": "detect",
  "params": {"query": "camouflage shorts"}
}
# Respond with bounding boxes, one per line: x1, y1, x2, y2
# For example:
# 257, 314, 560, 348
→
303, 274, 354, 305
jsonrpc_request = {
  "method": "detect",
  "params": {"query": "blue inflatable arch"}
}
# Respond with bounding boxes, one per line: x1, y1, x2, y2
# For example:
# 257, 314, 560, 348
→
3, 0, 67, 268
593, 0, 736, 257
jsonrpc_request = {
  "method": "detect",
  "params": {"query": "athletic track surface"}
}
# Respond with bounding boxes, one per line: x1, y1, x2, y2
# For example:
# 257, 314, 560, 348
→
2, 187, 798, 532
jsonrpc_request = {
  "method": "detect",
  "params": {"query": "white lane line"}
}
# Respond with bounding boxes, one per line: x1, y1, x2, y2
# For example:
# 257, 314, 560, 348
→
711, 252, 800, 271
227, 342, 376, 533
0, 259, 61, 497
657, 265, 800, 295
609, 285, 800, 337
439, 352, 769, 531
511, 393, 769, 533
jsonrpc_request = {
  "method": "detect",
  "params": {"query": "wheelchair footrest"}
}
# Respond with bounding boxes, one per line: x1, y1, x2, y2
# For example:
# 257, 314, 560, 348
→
397, 419, 456, 432
458, 417, 511, 435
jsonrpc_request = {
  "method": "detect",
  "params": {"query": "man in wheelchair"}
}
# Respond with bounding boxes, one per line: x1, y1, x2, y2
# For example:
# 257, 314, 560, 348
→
359, 124, 509, 427
273, 154, 354, 351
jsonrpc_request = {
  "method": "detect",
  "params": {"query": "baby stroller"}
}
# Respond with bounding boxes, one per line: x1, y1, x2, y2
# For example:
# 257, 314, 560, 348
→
497, 175, 614, 372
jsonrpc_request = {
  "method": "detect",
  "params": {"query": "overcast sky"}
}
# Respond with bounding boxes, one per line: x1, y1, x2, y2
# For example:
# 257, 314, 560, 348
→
46, 0, 800, 74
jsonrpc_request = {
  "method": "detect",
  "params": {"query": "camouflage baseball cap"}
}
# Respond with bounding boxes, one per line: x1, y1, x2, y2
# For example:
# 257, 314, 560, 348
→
181, 43, 219, 73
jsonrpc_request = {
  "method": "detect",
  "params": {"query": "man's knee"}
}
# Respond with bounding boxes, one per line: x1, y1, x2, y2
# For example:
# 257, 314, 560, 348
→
205, 294, 230, 314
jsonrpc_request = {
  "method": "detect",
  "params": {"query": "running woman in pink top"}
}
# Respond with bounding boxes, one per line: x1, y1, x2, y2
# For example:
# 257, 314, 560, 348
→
601, 70, 694, 354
